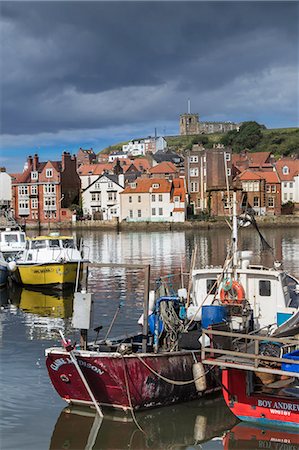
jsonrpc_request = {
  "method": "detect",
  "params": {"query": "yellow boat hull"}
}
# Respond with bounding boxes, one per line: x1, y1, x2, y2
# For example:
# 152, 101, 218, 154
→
16, 262, 82, 286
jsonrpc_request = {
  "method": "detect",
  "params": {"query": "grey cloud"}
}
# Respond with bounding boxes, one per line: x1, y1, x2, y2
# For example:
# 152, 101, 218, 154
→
1, 1, 298, 137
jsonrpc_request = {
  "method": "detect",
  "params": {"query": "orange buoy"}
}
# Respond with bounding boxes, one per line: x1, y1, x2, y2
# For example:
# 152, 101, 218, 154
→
220, 280, 245, 304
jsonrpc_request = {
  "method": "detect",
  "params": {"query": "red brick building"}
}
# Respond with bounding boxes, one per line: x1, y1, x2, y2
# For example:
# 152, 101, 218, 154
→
11, 152, 81, 227
237, 169, 281, 215
76, 148, 97, 167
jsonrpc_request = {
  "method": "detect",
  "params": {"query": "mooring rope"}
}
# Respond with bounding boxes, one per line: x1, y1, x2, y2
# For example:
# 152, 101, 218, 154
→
121, 358, 145, 434
135, 354, 210, 386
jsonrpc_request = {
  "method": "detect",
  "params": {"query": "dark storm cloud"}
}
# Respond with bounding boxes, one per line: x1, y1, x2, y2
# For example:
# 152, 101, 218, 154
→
1, 1, 298, 137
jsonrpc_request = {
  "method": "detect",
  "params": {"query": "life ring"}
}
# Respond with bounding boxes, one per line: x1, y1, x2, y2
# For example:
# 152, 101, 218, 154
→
220, 279, 245, 304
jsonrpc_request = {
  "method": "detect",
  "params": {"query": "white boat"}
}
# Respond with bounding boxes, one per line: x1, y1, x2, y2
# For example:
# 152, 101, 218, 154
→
14, 234, 86, 287
0, 228, 26, 261
188, 193, 299, 334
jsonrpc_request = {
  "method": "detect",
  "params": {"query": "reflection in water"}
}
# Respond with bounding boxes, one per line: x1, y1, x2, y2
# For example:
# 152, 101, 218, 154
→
223, 422, 299, 449
50, 397, 237, 450
8, 285, 75, 340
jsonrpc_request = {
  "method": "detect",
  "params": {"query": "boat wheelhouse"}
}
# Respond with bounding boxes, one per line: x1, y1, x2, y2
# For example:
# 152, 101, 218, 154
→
0, 228, 26, 260
15, 235, 85, 287
190, 255, 299, 332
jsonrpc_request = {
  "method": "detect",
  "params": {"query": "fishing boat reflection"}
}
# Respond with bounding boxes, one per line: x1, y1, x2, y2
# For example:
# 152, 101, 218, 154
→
18, 286, 74, 318
223, 422, 299, 449
9, 285, 75, 340
50, 397, 237, 450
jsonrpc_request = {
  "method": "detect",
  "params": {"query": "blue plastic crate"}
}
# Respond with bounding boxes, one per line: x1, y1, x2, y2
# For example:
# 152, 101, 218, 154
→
281, 349, 299, 373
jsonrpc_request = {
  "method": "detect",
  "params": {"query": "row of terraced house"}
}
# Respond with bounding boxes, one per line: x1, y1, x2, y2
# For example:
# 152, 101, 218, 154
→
0, 143, 298, 227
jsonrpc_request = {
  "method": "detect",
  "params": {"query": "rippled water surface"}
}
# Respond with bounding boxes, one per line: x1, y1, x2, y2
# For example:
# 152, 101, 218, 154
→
1, 227, 298, 449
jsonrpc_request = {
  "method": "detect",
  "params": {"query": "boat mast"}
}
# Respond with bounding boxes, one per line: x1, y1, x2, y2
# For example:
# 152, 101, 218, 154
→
232, 190, 238, 269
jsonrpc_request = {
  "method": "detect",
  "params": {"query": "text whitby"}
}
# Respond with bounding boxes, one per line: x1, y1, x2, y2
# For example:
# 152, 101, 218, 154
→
258, 399, 299, 412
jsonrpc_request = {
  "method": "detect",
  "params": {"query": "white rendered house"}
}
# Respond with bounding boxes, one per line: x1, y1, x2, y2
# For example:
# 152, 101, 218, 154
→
82, 173, 124, 220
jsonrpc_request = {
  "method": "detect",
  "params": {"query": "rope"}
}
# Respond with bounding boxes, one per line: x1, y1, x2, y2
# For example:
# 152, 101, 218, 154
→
122, 358, 145, 434
159, 301, 184, 352
136, 354, 210, 386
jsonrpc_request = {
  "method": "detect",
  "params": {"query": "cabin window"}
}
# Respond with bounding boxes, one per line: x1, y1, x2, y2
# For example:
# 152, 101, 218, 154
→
207, 279, 217, 295
49, 239, 60, 248
62, 240, 75, 249
31, 240, 46, 249
259, 280, 271, 296
5, 234, 18, 243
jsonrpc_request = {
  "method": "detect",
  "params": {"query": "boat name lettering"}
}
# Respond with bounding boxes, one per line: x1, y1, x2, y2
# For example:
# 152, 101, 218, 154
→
50, 357, 72, 371
33, 268, 54, 274
78, 360, 104, 375
259, 443, 298, 450
258, 399, 299, 412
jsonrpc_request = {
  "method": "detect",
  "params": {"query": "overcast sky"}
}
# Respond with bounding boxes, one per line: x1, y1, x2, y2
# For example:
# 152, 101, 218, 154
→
1, 1, 298, 172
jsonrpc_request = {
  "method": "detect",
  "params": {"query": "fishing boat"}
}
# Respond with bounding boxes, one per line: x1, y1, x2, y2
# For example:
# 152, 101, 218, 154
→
201, 328, 299, 429
0, 228, 26, 261
14, 234, 86, 287
189, 197, 299, 333
223, 422, 299, 450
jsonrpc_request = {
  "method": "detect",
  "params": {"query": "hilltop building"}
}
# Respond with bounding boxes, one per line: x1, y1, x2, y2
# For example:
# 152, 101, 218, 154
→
179, 102, 239, 135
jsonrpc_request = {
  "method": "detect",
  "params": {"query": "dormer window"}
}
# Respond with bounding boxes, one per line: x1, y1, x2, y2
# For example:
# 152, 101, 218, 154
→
152, 183, 159, 189
130, 182, 137, 188
283, 166, 289, 175
46, 168, 53, 178
31, 171, 38, 181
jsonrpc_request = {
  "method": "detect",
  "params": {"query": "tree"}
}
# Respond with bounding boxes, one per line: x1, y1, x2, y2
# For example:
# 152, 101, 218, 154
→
221, 121, 264, 152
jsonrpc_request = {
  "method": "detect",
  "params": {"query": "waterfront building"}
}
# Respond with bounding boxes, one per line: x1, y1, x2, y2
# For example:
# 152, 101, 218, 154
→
238, 170, 281, 215
275, 158, 299, 206
78, 163, 114, 190
120, 177, 187, 222
82, 173, 124, 220
11, 152, 80, 226
0, 168, 12, 208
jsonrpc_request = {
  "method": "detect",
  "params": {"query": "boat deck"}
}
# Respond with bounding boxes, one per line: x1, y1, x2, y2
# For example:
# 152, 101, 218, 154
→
201, 329, 299, 378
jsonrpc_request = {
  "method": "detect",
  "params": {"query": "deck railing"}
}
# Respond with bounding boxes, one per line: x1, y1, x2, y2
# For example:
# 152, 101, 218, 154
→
201, 328, 299, 378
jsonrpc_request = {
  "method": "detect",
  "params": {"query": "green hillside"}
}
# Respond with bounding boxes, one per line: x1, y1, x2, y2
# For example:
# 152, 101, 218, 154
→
99, 126, 299, 158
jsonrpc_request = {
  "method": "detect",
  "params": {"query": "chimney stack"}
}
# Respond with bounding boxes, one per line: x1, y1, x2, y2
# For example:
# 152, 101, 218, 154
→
33, 153, 39, 171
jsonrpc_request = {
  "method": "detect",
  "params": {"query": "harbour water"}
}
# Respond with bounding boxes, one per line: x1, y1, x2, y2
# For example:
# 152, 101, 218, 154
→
1, 226, 299, 450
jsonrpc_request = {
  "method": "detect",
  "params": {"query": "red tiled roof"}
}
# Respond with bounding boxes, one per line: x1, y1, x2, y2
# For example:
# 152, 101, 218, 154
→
149, 161, 177, 174
233, 151, 271, 168
239, 170, 280, 183
78, 163, 113, 176
121, 178, 172, 194
276, 158, 299, 181
172, 178, 186, 201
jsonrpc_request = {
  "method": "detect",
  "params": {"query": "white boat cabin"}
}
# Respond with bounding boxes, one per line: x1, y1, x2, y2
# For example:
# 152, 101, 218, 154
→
190, 252, 299, 331
0, 229, 26, 259
19, 235, 82, 264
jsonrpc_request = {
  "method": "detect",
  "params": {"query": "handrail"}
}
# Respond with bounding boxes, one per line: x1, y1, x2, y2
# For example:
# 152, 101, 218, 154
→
201, 328, 299, 370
